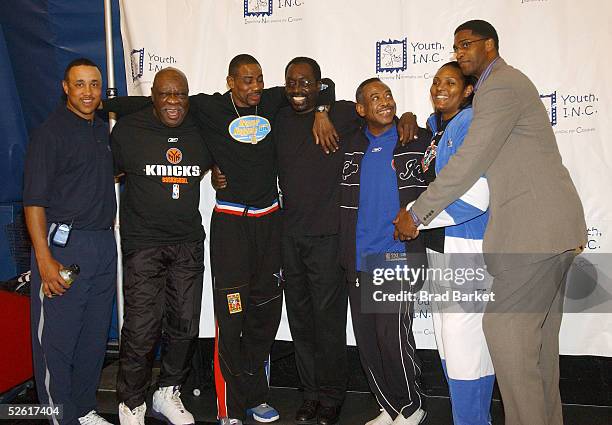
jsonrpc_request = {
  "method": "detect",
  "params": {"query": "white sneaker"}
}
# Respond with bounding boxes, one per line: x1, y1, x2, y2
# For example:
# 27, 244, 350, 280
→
391, 408, 426, 425
118, 402, 146, 425
79, 410, 113, 425
152, 385, 195, 424
218, 418, 244, 425
365, 409, 393, 425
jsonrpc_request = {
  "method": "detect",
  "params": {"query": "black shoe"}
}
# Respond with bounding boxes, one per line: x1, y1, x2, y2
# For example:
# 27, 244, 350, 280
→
295, 400, 318, 424
317, 405, 340, 425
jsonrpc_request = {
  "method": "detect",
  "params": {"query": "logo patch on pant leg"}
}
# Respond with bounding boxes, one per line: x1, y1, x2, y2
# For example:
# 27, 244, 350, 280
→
227, 292, 242, 314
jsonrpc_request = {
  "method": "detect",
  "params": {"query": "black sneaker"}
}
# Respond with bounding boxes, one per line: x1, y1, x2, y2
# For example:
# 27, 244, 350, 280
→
295, 400, 318, 424
317, 405, 340, 425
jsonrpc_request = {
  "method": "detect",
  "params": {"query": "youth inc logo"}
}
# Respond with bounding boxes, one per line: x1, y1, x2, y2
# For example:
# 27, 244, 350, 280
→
540, 89, 599, 134
540, 91, 557, 126
375, 38, 445, 80
376, 38, 408, 73
244, 0, 273, 16
129, 47, 178, 86
130, 48, 145, 82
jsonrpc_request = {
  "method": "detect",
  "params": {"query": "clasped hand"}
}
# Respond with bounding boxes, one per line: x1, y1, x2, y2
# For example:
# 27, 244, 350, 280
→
393, 208, 419, 241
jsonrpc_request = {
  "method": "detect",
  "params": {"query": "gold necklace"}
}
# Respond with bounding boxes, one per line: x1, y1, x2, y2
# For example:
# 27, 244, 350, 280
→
230, 92, 257, 117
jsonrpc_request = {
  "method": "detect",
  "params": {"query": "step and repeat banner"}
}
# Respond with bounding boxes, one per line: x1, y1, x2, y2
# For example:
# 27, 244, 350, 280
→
118, 0, 611, 356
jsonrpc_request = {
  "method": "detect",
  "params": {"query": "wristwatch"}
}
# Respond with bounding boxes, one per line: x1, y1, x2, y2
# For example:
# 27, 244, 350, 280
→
315, 105, 330, 113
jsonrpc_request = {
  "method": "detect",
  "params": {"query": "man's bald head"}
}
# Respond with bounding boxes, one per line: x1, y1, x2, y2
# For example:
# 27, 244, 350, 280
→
151, 67, 190, 127
153, 67, 189, 90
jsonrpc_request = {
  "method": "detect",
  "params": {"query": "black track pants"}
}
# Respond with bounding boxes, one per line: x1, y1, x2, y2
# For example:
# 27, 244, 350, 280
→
117, 240, 204, 409
349, 278, 425, 420
211, 210, 283, 420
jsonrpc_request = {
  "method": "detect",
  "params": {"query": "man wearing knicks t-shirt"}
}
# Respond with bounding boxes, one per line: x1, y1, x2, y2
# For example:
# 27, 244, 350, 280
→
112, 68, 212, 425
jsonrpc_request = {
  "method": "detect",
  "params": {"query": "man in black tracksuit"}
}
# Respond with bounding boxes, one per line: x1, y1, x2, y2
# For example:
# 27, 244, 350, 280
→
112, 68, 212, 425
339, 78, 431, 425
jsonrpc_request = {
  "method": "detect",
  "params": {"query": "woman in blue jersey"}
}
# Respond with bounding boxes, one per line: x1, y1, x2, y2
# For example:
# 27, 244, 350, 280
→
410, 61, 495, 425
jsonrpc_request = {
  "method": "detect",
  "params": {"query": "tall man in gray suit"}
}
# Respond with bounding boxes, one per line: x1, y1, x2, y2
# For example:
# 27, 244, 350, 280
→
394, 20, 586, 425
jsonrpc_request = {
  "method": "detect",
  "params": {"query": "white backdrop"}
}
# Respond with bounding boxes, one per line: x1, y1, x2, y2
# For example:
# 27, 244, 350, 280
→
118, 0, 612, 356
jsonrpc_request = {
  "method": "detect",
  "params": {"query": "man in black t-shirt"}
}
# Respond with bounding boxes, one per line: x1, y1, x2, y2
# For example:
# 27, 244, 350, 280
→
207, 55, 290, 425
276, 58, 358, 425
112, 68, 212, 425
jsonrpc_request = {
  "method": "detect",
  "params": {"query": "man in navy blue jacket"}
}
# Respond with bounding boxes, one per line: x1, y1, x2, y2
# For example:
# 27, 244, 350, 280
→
24, 58, 116, 425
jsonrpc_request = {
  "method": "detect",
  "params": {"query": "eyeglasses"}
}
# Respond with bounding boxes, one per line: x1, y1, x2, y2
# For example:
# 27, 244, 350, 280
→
452, 38, 488, 53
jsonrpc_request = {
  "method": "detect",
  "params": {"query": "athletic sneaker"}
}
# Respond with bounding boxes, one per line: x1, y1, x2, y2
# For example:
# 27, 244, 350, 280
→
152, 386, 195, 424
391, 408, 426, 425
78, 410, 113, 425
247, 403, 280, 423
118, 402, 145, 425
218, 418, 243, 425
365, 409, 393, 425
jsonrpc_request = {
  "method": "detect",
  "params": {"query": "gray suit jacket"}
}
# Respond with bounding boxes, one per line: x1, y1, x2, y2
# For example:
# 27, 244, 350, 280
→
412, 58, 586, 274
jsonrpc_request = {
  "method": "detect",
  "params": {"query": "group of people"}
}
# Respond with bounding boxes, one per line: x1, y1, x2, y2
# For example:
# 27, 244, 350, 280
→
23, 18, 586, 425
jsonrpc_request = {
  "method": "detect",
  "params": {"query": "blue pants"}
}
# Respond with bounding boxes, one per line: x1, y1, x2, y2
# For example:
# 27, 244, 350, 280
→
30, 227, 116, 425
427, 247, 494, 425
